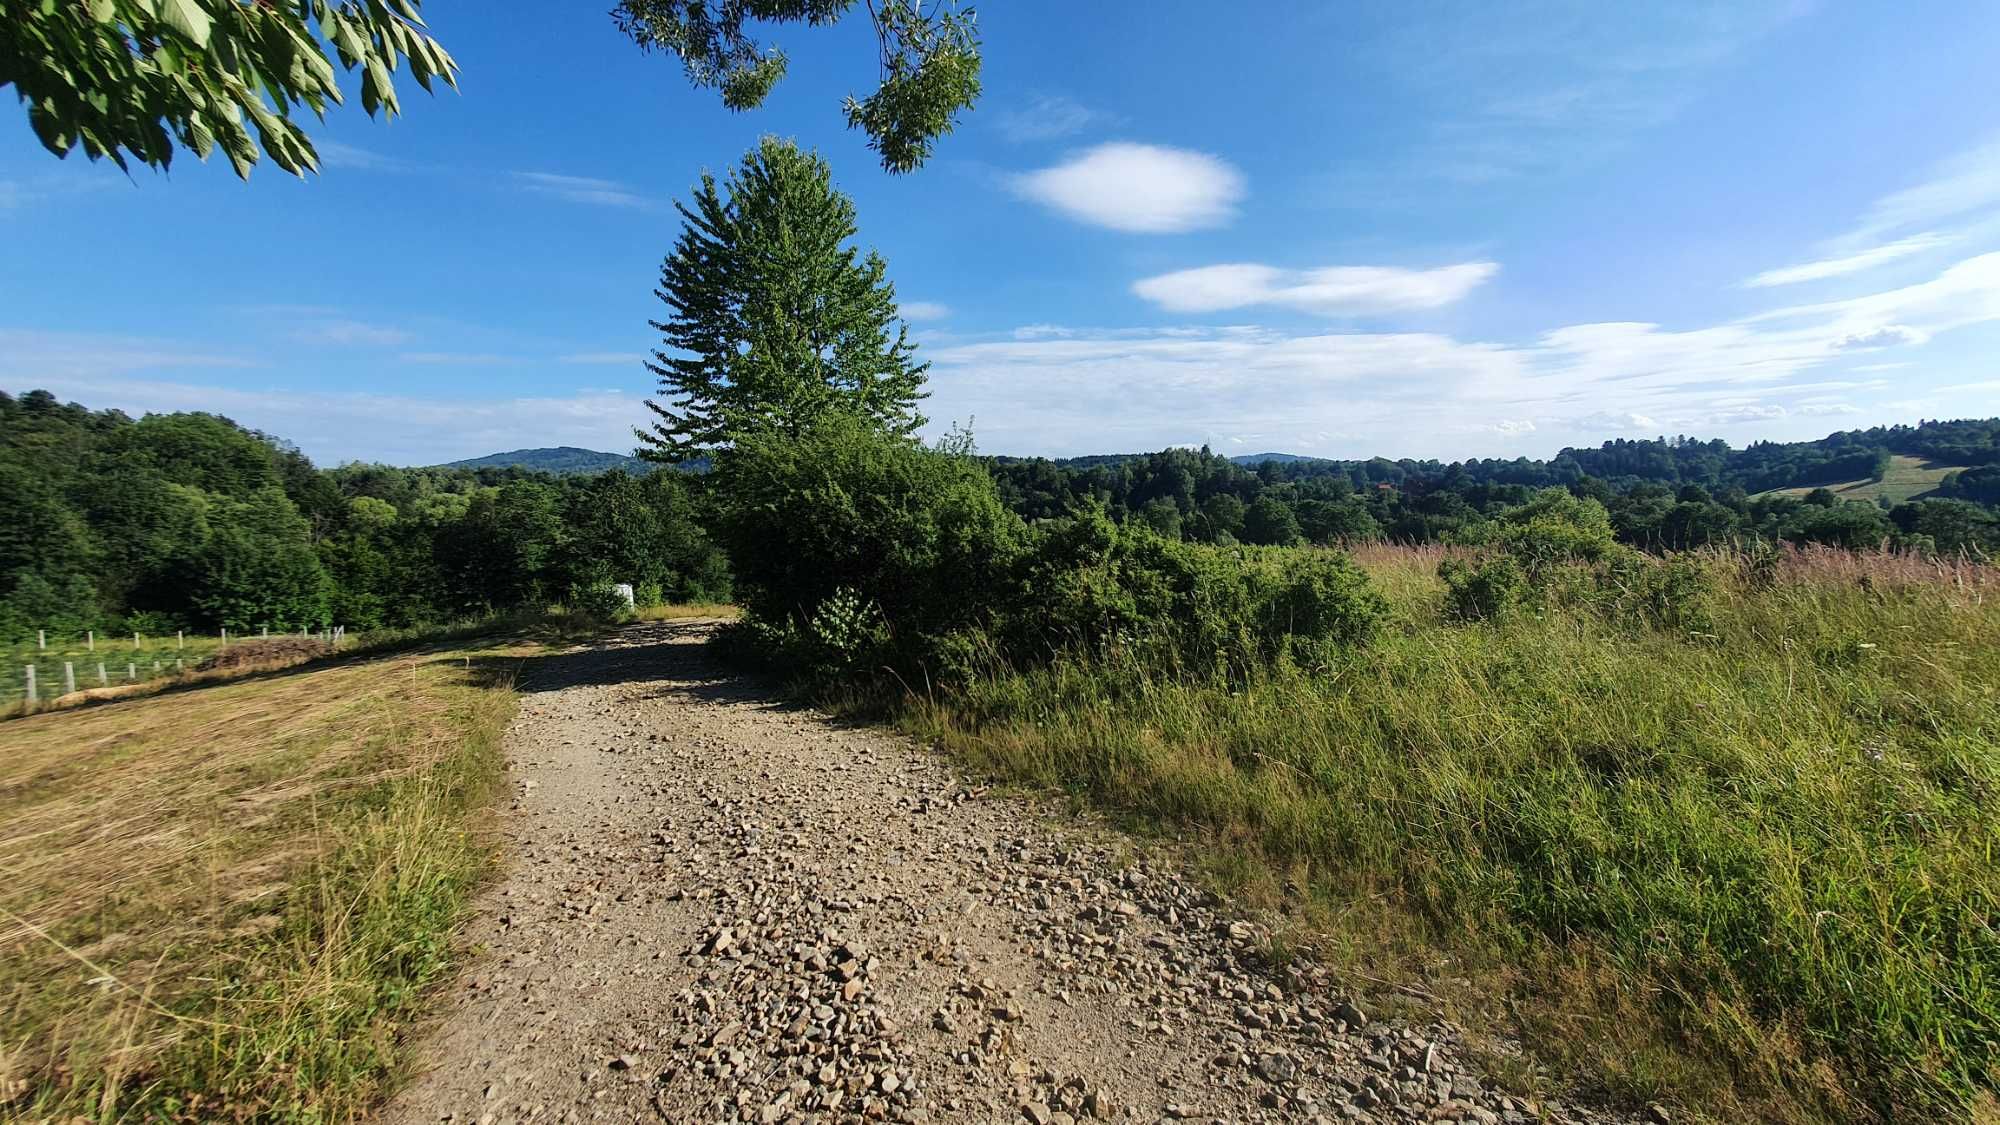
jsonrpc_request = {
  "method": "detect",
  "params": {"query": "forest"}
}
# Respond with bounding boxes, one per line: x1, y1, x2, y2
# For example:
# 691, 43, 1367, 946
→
5, 381, 1997, 646
0, 389, 727, 642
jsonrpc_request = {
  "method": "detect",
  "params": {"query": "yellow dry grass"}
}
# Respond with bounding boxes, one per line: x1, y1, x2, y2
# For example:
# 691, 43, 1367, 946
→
0, 640, 529, 1119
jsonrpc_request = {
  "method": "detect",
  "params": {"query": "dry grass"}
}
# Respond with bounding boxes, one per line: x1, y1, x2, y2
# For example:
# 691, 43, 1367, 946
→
0, 637, 531, 1119
636, 601, 741, 621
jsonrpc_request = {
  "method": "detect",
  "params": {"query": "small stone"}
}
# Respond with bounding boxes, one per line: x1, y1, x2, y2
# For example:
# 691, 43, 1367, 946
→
1021, 1100, 1054, 1125
1646, 1104, 1672, 1125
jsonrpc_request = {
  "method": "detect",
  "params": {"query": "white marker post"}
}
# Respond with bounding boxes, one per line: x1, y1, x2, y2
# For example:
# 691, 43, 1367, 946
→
63, 662, 75, 695
24, 665, 36, 705
96, 663, 107, 686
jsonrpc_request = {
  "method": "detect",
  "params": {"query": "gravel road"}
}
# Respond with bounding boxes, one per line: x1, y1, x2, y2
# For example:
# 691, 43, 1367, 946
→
384, 621, 1632, 1125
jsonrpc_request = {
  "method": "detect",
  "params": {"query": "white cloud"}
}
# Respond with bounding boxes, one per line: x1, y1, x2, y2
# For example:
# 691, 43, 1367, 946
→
1705, 403, 1788, 426
994, 95, 1111, 142
1744, 234, 1951, 288
1133, 262, 1498, 316
1576, 411, 1661, 432
1012, 143, 1245, 233
513, 171, 652, 209
1798, 403, 1862, 416
1834, 325, 1925, 350
316, 140, 409, 172
1848, 135, 2000, 246
900, 301, 952, 322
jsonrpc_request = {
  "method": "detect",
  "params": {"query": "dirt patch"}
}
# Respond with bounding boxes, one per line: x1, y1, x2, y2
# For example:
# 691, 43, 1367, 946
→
195, 636, 333, 672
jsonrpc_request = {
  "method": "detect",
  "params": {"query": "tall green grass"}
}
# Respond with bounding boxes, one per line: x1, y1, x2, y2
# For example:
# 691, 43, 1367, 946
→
901, 546, 2000, 1121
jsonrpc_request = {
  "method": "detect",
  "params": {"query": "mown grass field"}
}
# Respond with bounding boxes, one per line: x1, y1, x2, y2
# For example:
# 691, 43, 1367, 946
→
0, 634, 533, 1120
898, 543, 2000, 1123
1758, 454, 1961, 504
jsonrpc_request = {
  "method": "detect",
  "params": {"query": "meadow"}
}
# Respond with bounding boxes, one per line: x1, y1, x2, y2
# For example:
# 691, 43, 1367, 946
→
887, 542, 2000, 1122
0, 633, 530, 1120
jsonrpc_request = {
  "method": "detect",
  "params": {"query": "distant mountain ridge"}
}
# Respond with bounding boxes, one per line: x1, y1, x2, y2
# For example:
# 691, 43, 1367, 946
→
442, 447, 646, 475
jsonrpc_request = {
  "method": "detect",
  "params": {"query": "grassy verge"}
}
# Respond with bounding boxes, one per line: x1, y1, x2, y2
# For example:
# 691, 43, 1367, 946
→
893, 546, 2000, 1122
0, 633, 538, 1120
636, 601, 741, 622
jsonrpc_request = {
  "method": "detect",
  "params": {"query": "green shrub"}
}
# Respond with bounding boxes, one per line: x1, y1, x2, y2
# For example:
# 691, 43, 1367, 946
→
712, 414, 1026, 673
1440, 554, 1529, 621
566, 583, 636, 625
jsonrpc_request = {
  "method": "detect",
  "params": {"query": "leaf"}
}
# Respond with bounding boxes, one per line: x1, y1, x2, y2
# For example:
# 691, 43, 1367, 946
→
157, 0, 213, 48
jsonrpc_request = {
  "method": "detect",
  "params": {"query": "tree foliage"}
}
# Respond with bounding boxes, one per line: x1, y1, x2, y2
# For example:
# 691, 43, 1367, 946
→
1, 0, 457, 178
640, 138, 928, 461
612, 0, 980, 173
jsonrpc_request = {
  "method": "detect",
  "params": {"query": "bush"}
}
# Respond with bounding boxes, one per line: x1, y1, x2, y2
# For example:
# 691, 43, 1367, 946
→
712, 414, 1026, 677
1439, 554, 1529, 622
566, 583, 636, 626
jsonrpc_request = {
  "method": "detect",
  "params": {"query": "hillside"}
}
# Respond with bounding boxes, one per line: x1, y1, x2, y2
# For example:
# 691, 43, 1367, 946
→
1756, 453, 1962, 504
441, 447, 646, 475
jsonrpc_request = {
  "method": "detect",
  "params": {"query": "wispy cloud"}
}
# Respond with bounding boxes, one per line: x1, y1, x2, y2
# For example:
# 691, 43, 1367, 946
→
993, 95, 1114, 142
1744, 234, 1952, 288
900, 301, 952, 322
0, 329, 257, 380
291, 319, 412, 347
398, 351, 525, 366
513, 171, 652, 209
1133, 262, 1498, 316
315, 140, 414, 172
1013, 143, 1245, 233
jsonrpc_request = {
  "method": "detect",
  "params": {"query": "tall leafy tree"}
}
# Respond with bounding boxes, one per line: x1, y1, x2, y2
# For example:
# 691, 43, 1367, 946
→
2, 0, 457, 178
613, 0, 979, 173
640, 137, 929, 462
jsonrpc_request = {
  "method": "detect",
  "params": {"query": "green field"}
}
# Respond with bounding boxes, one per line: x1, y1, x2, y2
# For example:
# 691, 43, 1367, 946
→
4, 632, 237, 706
1757, 454, 1961, 504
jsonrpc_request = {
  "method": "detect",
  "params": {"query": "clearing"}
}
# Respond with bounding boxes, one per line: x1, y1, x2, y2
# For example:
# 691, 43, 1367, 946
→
383, 621, 1630, 1125
1756, 453, 1960, 503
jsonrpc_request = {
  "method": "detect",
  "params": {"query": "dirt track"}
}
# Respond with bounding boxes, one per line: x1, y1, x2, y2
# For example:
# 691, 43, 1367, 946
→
384, 621, 1626, 1125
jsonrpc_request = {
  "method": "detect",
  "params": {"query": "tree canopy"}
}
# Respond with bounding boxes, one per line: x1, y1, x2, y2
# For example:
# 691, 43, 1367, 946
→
613, 0, 980, 173
1, 0, 457, 178
640, 137, 929, 462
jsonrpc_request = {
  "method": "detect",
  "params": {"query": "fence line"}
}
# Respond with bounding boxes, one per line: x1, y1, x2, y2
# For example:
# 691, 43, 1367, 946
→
9, 626, 349, 708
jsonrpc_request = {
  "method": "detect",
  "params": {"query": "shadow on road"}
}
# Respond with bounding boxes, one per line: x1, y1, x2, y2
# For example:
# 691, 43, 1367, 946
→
471, 620, 811, 713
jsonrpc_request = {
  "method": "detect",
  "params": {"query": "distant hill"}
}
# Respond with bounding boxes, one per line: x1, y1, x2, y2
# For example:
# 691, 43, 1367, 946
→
1228, 452, 1327, 466
442, 447, 646, 475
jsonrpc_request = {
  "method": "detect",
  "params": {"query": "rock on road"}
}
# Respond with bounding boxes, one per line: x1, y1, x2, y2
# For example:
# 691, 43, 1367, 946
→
384, 621, 1629, 1125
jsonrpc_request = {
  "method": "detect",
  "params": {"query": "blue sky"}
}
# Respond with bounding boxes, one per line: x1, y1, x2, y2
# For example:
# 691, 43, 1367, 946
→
6, 1, 2000, 465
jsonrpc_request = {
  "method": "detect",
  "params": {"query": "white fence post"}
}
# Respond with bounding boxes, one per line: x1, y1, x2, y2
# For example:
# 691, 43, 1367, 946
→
177, 630, 185, 650
63, 662, 75, 695
126, 662, 136, 682
132, 632, 139, 650
96, 662, 107, 686
24, 665, 36, 704
37, 629, 45, 651
261, 625, 268, 638
87, 630, 95, 652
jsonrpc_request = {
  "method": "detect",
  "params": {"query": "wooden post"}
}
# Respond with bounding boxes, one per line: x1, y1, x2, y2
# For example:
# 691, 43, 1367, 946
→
63, 662, 75, 695
37, 629, 45, 651
126, 662, 136, 682
87, 630, 95, 652
261, 625, 268, 638
177, 630, 184, 650
133, 632, 140, 650
96, 663, 107, 686
221, 627, 229, 645
24, 665, 36, 705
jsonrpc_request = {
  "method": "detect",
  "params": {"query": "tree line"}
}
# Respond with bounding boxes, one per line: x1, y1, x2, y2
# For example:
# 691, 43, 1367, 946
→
0, 390, 726, 642
985, 424, 2000, 556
